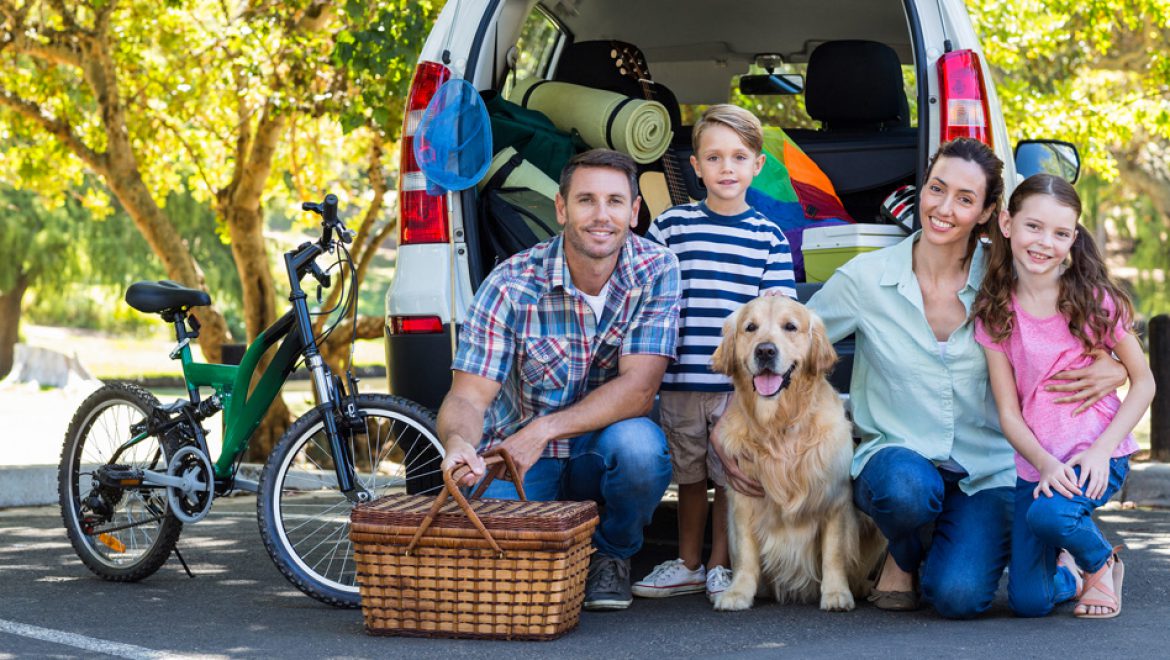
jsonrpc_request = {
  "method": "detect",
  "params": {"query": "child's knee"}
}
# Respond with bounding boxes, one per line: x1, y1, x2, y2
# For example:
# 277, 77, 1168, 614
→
1024, 496, 1079, 544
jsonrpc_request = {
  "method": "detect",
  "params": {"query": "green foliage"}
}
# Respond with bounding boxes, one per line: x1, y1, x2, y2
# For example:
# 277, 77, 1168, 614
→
333, 0, 442, 137
968, 0, 1170, 317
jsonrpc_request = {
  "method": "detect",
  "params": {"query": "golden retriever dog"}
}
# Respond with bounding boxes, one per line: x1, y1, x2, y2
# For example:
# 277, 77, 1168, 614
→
710, 295, 883, 612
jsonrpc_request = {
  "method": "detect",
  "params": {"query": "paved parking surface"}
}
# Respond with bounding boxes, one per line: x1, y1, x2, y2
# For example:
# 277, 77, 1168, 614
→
2, 497, 1169, 658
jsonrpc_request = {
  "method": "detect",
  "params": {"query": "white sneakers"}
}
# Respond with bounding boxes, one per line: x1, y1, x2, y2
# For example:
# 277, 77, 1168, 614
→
632, 559, 733, 601
706, 565, 732, 602
632, 559, 706, 597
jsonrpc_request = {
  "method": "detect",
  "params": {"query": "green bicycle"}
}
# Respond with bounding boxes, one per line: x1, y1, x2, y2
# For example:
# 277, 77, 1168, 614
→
57, 195, 445, 607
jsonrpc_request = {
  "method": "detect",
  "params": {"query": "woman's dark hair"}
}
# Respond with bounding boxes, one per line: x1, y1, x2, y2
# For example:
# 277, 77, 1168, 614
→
923, 138, 1005, 264
974, 173, 1134, 351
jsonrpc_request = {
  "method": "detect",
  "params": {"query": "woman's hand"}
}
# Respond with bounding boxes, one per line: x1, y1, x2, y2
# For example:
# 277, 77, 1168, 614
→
709, 414, 765, 498
1033, 455, 1081, 500
1067, 445, 1112, 500
1046, 350, 1127, 415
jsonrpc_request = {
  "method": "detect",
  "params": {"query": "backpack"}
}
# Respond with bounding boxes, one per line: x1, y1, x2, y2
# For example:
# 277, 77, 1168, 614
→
478, 152, 560, 265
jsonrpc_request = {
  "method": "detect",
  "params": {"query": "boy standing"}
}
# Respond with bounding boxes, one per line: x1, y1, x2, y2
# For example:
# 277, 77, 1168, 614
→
633, 105, 797, 603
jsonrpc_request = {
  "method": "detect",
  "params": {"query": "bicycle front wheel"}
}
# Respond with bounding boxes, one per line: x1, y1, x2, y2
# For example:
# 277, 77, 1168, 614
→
58, 382, 181, 581
257, 393, 444, 607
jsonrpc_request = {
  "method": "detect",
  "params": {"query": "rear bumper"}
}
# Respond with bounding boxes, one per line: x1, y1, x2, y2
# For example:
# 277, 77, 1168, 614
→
384, 324, 454, 411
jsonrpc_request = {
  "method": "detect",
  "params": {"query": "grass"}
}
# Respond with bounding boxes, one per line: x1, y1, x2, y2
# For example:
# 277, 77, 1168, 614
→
21, 324, 387, 380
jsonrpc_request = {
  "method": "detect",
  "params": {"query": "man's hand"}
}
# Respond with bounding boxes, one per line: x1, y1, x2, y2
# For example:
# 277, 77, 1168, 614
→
1046, 349, 1127, 414
709, 413, 764, 498
499, 417, 553, 482
441, 436, 485, 488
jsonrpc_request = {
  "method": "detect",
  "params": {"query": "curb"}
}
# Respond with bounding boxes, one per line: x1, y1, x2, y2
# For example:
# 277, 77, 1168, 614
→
1121, 462, 1170, 508
0, 466, 57, 508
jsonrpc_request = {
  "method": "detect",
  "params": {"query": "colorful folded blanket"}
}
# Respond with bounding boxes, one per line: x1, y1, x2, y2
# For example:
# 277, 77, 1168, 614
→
749, 127, 853, 281
508, 78, 671, 164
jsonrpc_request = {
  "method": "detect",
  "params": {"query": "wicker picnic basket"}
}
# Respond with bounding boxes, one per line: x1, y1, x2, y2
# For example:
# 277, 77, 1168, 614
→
350, 449, 599, 640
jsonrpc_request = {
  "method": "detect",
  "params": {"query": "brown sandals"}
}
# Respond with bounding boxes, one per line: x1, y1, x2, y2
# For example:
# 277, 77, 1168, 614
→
1074, 545, 1124, 619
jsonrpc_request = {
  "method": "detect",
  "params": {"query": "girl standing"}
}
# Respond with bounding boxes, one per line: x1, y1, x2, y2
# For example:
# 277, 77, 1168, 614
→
973, 173, 1155, 619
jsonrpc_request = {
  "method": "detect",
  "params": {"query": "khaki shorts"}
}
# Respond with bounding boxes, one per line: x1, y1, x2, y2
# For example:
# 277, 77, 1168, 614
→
658, 390, 729, 487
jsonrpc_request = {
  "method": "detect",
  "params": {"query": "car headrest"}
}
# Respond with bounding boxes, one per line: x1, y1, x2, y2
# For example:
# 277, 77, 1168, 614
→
553, 40, 682, 129
804, 40, 908, 130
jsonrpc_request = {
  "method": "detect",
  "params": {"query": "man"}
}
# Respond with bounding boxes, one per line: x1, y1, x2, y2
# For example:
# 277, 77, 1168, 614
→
438, 148, 679, 611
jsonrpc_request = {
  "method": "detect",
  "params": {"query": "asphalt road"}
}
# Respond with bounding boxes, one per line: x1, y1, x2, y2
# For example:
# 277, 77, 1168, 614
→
2, 497, 1169, 659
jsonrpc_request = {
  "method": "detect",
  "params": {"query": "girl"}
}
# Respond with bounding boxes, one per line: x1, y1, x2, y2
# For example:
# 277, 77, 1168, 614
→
973, 173, 1155, 619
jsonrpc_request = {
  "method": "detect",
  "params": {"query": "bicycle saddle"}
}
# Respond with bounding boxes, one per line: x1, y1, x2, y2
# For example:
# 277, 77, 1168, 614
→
125, 280, 211, 313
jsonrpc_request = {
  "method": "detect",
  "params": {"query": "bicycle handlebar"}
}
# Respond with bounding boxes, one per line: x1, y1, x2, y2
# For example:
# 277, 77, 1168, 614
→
301, 194, 351, 249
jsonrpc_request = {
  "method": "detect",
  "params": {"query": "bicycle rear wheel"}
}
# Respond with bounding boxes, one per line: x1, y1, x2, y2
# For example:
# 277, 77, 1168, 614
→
257, 393, 443, 607
58, 382, 181, 581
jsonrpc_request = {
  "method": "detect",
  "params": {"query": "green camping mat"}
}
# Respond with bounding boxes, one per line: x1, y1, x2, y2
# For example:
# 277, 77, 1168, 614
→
508, 78, 671, 164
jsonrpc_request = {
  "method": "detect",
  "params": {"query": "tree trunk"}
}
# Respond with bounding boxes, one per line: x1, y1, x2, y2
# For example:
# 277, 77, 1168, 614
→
0, 271, 29, 380
314, 136, 392, 387
222, 103, 292, 460
82, 25, 233, 361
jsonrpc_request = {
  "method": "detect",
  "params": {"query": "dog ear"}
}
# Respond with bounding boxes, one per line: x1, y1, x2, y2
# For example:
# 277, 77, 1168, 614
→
711, 308, 740, 376
806, 313, 838, 376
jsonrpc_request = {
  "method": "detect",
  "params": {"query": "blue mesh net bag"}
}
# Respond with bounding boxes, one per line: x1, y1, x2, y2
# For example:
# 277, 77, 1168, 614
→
414, 79, 493, 196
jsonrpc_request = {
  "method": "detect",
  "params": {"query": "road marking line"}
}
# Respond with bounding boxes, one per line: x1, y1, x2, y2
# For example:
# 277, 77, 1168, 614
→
0, 618, 168, 659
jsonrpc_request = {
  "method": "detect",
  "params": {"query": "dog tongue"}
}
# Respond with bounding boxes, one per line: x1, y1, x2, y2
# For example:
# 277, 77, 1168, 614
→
753, 372, 784, 397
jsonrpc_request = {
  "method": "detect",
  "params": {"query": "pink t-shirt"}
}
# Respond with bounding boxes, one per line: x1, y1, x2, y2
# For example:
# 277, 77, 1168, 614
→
974, 295, 1137, 482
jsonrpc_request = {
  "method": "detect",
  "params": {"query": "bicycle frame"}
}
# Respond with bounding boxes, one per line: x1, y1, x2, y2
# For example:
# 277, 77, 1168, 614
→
113, 235, 364, 498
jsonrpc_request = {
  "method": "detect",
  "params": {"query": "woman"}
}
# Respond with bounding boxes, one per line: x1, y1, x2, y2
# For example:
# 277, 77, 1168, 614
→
715, 138, 1124, 618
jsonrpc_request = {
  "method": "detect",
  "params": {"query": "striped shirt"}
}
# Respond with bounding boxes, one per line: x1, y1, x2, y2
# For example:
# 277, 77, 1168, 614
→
452, 233, 680, 458
647, 202, 797, 391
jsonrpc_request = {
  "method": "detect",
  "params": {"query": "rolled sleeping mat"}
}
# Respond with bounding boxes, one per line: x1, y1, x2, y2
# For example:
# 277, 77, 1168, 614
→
478, 147, 561, 200
508, 78, 671, 164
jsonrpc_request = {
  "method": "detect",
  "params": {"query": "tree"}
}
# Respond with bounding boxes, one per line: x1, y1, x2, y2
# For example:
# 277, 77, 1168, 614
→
1, 0, 442, 454
0, 181, 161, 378
968, 0, 1170, 316
0, 0, 235, 360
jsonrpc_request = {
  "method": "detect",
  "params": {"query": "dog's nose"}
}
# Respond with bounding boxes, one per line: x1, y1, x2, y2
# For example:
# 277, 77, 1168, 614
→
754, 343, 777, 364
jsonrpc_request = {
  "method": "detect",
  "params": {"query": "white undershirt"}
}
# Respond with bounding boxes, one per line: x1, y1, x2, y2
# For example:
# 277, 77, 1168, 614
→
937, 340, 948, 360
578, 281, 610, 335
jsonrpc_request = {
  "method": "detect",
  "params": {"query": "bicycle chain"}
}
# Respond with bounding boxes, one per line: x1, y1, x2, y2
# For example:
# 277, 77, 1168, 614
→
86, 514, 166, 535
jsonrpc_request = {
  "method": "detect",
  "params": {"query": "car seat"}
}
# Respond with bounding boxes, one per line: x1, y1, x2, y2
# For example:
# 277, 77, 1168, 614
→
785, 40, 918, 221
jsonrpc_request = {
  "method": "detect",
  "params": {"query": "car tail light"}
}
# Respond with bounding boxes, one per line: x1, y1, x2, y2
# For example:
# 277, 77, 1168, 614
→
938, 50, 992, 148
399, 61, 452, 245
388, 315, 444, 335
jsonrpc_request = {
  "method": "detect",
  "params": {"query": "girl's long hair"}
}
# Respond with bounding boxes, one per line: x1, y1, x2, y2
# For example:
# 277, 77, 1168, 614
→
923, 138, 1004, 265
974, 173, 1134, 352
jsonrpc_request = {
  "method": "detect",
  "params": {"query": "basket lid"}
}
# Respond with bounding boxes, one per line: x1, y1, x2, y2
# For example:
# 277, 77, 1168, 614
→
352, 493, 598, 537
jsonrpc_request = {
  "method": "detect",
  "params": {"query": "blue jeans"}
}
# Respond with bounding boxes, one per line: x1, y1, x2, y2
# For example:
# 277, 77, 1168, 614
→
854, 447, 1012, 619
1009, 456, 1129, 618
480, 417, 672, 560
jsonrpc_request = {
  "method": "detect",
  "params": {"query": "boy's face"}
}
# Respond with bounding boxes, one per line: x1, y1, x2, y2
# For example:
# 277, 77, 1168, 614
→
690, 123, 765, 212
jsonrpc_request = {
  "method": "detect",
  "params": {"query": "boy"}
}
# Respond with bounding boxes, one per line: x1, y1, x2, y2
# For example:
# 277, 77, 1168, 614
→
634, 105, 797, 602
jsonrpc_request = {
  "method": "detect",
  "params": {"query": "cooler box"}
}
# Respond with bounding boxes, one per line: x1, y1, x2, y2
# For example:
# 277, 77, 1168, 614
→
801, 224, 907, 283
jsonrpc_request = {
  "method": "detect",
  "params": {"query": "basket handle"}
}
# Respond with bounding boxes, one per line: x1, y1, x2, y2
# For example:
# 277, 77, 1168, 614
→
405, 447, 526, 555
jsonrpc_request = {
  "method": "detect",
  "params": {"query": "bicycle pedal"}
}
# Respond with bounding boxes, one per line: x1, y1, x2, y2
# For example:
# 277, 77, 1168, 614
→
96, 464, 145, 488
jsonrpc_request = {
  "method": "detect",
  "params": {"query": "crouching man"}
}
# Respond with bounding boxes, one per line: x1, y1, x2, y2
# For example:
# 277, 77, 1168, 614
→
438, 149, 679, 611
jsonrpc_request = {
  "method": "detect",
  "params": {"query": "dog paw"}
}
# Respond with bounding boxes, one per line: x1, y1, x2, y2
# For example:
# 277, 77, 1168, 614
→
713, 589, 755, 611
819, 589, 856, 612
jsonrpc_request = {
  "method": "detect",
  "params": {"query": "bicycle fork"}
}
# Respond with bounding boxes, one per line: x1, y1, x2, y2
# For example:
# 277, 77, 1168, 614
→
305, 354, 370, 503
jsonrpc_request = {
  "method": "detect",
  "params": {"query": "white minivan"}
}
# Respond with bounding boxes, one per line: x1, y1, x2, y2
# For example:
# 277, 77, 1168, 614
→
384, 0, 1078, 409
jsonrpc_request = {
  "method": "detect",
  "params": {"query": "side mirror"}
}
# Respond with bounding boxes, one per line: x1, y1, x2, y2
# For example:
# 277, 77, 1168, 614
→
1014, 140, 1080, 184
738, 73, 804, 96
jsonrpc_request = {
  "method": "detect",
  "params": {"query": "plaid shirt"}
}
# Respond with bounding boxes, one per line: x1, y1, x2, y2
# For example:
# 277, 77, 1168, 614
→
452, 233, 680, 458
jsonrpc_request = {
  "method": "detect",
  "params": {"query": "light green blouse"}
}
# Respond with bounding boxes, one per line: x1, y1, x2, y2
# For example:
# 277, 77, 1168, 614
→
807, 232, 1015, 494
